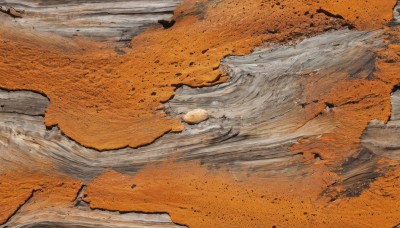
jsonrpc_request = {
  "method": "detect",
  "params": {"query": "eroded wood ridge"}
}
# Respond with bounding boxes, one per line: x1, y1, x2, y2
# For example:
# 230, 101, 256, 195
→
0, 0, 182, 43
0, 29, 384, 179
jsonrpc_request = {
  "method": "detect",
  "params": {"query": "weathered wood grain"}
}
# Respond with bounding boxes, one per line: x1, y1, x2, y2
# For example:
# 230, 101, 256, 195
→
0, 0, 181, 44
0, 29, 384, 180
1, 0, 399, 226
0, 89, 48, 116
2, 206, 183, 228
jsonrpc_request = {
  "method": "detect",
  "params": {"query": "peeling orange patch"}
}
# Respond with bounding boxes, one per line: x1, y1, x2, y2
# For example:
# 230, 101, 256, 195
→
83, 161, 325, 227
0, 0, 395, 150
83, 161, 400, 227
0, 171, 82, 225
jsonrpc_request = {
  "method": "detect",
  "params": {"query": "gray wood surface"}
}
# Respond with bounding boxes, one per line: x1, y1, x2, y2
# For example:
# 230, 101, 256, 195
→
0, 0, 181, 44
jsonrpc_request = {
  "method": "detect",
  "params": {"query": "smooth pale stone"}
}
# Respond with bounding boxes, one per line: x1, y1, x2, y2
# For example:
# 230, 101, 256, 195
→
182, 109, 209, 124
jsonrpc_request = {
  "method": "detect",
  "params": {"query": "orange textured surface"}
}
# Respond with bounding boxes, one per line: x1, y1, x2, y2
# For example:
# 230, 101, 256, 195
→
291, 80, 392, 163
0, 0, 395, 150
79, 1, 400, 226
83, 161, 400, 227
290, 28, 400, 166
0, 171, 82, 224
2, 0, 400, 226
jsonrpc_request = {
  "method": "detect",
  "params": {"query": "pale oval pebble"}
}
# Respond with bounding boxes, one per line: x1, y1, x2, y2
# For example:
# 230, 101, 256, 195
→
182, 109, 209, 124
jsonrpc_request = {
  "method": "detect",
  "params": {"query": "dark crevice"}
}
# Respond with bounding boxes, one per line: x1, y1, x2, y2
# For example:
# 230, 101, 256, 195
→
391, 86, 400, 94
316, 8, 344, 20
315, 8, 355, 29
343, 23, 356, 30
73, 184, 86, 207
158, 19, 176, 29
0, 110, 45, 117
325, 102, 334, 109
313, 153, 323, 160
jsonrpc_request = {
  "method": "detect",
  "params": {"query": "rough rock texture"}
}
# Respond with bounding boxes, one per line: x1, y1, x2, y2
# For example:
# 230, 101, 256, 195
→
1, 0, 400, 227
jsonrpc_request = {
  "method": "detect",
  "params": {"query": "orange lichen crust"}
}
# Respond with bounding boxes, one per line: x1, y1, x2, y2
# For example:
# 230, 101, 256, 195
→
79, 2, 400, 227
0, 0, 395, 150
290, 28, 400, 167
291, 80, 392, 163
0, 171, 82, 225
83, 161, 400, 227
